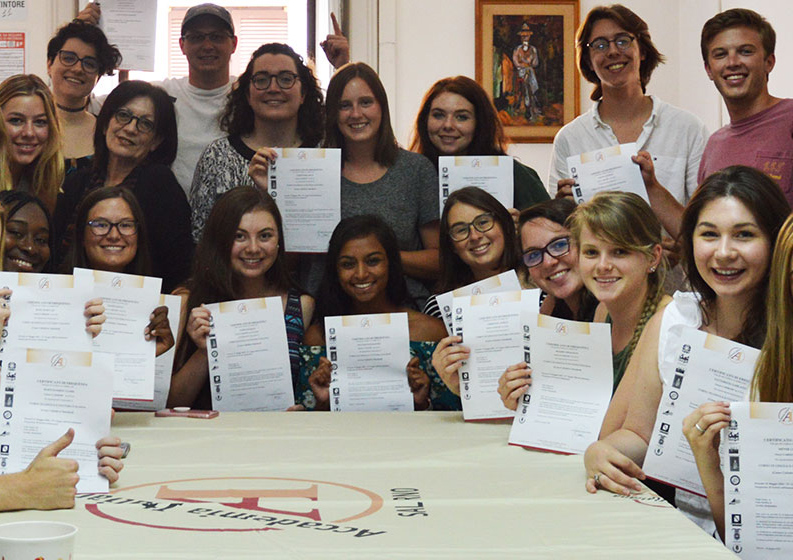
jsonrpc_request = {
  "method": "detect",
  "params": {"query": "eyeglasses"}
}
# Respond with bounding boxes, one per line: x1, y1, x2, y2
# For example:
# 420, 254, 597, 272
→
57, 50, 100, 74
182, 32, 234, 45
113, 108, 156, 134
87, 219, 138, 237
522, 236, 571, 268
586, 34, 635, 53
448, 213, 495, 242
251, 71, 300, 91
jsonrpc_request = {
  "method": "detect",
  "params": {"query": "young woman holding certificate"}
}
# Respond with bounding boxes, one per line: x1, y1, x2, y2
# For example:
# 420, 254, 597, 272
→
409, 76, 549, 211
583, 166, 790, 533
169, 187, 314, 410
302, 215, 453, 411
682, 214, 793, 540
0, 74, 64, 213
323, 63, 440, 309
433, 198, 597, 396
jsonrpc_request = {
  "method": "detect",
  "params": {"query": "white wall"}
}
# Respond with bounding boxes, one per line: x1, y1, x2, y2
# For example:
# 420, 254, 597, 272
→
376, 0, 793, 189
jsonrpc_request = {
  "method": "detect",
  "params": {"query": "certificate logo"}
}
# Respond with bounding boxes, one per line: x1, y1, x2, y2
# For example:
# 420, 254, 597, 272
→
50, 353, 67, 369
728, 347, 744, 363
237, 303, 248, 314
298, 150, 307, 160
38, 277, 51, 290
471, 159, 480, 168
471, 286, 482, 295
778, 407, 793, 424
596, 152, 605, 162
112, 276, 124, 288
554, 323, 567, 334
488, 295, 500, 306
360, 318, 371, 328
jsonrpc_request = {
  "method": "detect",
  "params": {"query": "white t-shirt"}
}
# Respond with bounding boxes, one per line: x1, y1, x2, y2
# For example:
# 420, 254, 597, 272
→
548, 96, 709, 204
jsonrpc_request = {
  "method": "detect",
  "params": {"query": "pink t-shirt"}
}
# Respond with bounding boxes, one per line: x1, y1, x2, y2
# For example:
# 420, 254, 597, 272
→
698, 98, 793, 205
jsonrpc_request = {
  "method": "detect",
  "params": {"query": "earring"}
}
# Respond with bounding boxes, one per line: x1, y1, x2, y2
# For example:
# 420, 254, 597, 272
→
648, 266, 657, 273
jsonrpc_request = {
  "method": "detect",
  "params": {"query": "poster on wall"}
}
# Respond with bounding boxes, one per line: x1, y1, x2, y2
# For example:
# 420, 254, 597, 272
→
0, 0, 27, 21
0, 32, 24, 81
475, 0, 579, 143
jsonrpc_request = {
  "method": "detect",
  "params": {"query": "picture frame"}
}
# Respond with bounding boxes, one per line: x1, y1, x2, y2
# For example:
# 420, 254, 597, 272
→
475, 0, 580, 143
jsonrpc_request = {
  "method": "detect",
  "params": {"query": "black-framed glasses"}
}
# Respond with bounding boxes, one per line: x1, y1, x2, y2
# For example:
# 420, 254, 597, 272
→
522, 236, 571, 268
586, 34, 635, 53
113, 108, 155, 134
87, 219, 138, 237
251, 71, 300, 91
448, 213, 495, 242
57, 50, 100, 74
182, 31, 234, 45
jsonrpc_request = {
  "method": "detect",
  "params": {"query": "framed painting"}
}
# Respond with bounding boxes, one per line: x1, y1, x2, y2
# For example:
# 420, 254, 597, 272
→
475, 0, 579, 143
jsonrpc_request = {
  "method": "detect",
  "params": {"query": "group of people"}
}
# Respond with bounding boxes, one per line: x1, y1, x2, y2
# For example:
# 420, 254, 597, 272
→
0, 2, 791, 548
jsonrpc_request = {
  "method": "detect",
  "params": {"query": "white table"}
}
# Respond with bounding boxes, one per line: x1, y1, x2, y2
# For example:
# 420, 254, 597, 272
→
2, 412, 737, 559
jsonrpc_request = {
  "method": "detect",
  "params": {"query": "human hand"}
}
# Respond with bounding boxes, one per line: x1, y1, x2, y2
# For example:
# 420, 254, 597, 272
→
84, 298, 106, 338
497, 362, 532, 410
583, 440, 645, 496
407, 356, 430, 410
21, 429, 80, 510
145, 305, 175, 357
320, 13, 350, 69
286, 404, 306, 411
248, 147, 278, 192
186, 305, 212, 350
96, 436, 124, 484
430, 336, 469, 396
0, 288, 11, 326
308, 356, 332, 408
76, 2, 101, 25
556, 178, 575, 199
683, 401, 731, 465
508, 208, 520, 233
631, 151, 662, 191
661, 235, 680, 269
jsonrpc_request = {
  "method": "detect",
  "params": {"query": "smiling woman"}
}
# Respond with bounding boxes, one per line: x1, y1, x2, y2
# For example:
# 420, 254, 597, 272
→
54, 80, 193, 292
0, 190, 53, 274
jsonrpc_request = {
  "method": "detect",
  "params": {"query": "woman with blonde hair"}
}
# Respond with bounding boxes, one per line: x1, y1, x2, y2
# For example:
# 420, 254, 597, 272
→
683, 213, 793, 540
0, 74, 64, 212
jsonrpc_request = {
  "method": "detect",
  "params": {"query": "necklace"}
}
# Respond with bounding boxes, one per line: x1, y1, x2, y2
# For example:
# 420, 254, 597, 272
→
57, 102, 87, 113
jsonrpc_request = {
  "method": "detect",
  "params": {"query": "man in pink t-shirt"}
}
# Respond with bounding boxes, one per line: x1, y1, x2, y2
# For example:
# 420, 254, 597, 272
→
698, 8, 793, 205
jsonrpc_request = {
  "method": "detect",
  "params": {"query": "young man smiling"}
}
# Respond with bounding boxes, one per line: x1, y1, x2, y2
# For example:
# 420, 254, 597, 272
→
698, 8, 793, 205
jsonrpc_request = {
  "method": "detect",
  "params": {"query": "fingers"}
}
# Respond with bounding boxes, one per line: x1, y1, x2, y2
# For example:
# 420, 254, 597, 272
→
38, 428, 75, 459
286, 404, 306, 412
99, 457, 124, 484
497, 363, 532, 410
145, 305, 170, 338
84, 298, 106, 336
555, 178, 575, 199
331, 11, 341, 34
96, 436, 123, 458
187, 305, 212, 348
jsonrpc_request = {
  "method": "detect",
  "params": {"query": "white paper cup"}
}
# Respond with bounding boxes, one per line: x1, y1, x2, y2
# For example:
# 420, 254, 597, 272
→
0, 521, 77, 560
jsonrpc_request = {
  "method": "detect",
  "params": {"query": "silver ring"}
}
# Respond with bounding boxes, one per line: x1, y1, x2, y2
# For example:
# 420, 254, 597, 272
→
593, 473, 601, 485
695, 422, 706, 433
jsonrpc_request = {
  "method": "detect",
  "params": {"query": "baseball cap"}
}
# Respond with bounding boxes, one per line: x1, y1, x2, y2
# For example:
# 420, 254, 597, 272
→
181, 4, 234, 35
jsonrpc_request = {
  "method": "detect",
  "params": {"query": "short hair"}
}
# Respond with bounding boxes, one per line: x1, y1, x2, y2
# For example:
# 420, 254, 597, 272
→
680, 166, 790, 347
700, 8, 776, 63
0, 74, 64, 211
437, 187, 519, 293
313, 215, 408, 325
409, 76, 507, 166
0, 190, 53, 271
64, 186, 152, 276
323, 63, 399, 167
221, 43, 324, 146
753, 213, 793, 402
518, 197, 577, 246
47, 20, 122, 76
93, 80, 177, 173
576, 4, 665, 101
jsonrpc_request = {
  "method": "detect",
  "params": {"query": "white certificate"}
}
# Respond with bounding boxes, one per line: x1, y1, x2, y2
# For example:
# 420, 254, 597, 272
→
566, 142, 649, 204
435, 270, 523, 335
74, 268, 160, 402
509, 314, 613, 454
112, 294, 182, 412
454, 289, 540, 421
643, 328, 758, 495
268, 148, 341, 253
205, 297, 294, 411
0, 347, 114, 493
98, 0, 157, 71
438, 155, 514, 213
0, 272, 93, 352
724, 402, 793, 558
326, 313, 413, 412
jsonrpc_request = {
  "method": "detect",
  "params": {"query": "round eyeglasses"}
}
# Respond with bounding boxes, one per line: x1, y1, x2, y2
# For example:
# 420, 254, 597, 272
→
113, 108, 155, 134
87, 219, 139, 237
586, 34, 635, 53
57, 50, 100, 74
522, 236, 571, 268
251, 71, 301, 91
448, 213, 496, 242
